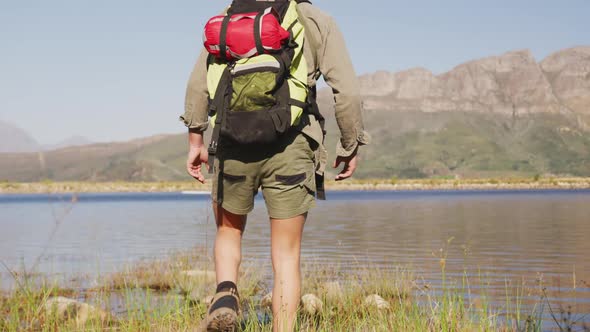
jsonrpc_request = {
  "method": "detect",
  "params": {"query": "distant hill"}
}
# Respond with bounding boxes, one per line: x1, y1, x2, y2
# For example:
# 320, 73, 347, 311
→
43, 136, 94, 151
1, 46, 589, 181
0, 121, 40, 153
0, 135, 186, 182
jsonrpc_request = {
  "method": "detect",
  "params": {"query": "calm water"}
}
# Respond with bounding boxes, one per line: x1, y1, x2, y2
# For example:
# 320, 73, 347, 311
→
1, 190, 589, 328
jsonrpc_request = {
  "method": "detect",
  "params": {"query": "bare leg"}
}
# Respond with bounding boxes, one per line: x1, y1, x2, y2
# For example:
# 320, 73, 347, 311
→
213, 204, 247, 285
271, 213, 306, 332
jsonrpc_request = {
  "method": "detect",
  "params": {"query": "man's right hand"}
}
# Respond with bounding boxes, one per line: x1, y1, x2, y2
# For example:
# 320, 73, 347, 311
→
186, 146, 209, 183
186, 129, 209, 184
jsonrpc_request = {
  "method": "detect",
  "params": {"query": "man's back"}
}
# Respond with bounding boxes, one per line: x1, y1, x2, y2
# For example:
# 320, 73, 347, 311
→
181, 1, 369, 168
183, 2, 369, 331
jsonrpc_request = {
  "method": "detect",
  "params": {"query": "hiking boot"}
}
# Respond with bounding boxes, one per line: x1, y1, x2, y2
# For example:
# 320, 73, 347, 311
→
199, 281, 241, 332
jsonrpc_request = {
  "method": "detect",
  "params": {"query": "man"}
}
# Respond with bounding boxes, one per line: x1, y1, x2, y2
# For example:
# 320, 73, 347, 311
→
180, 1, 369, 331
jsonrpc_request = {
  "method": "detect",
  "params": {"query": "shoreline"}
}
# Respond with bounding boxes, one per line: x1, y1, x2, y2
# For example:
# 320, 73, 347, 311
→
1, 248, 583, 331
1, 177, 590, 194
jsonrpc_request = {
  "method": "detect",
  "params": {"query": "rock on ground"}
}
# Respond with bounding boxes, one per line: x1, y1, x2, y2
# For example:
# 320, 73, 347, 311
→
301, 294, 323, 315
44, 297, 108, 326
363, 294, 391, 310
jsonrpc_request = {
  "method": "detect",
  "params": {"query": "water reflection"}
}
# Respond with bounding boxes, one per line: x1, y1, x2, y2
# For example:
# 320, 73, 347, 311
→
1, 190, 589, 326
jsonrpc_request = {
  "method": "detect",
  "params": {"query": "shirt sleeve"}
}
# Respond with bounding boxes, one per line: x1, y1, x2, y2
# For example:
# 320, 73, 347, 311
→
179, 49, 210, 132
319, 16, 371, 158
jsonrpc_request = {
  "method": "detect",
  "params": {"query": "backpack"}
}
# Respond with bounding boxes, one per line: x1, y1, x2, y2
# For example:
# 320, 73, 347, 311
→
204, 0, 313, 171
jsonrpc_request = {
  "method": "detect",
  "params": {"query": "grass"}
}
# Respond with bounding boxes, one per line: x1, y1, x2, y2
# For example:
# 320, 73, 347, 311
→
1, 178, 589, 331
2, 249, 586, 332
1, 177, 590, 194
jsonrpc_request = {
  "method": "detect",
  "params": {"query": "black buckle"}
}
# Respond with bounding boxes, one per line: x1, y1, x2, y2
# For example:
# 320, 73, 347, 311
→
207, 141, 218, 174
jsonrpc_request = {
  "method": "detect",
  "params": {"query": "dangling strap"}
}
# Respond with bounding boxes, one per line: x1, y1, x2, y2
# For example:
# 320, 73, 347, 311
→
316, 173, 326, 200
307, 86, 326, 200
307, 86, 325, 135
289, 85, 327, 200
208, 118, 222, 174
207, 66, 233, 173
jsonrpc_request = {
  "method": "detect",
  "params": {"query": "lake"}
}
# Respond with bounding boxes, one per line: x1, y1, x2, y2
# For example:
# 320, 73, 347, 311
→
1, 190, 589, 329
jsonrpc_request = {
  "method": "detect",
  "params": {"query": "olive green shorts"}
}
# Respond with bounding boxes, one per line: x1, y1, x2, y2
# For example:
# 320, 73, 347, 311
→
212, 131, 316, 219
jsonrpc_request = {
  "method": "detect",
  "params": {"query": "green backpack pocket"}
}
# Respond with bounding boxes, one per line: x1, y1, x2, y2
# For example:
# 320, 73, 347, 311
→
230, 54, 286, 112
218, 53, 293, 145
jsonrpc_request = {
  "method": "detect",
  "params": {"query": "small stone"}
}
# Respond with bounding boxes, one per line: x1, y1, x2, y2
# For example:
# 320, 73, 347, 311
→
301, 294, 323, 316
260, 292, 273, 309
44, 297, 108, 326
363, 294, 390, 310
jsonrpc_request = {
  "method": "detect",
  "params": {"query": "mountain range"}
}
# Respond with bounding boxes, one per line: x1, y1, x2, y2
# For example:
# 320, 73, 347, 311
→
0, 121, 41, 153
1, 46, 589, 181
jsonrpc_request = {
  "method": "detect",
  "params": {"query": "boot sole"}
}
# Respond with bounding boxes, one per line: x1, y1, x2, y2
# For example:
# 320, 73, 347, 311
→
207, 310, 237, 332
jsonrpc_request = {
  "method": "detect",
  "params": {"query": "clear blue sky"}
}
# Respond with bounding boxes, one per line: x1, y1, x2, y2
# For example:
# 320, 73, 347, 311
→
1, 0, 588, 144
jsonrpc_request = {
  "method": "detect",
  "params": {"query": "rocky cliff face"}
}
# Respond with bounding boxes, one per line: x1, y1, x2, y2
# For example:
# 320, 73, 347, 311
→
359, 47, 590, 117
541, 46, 590, 115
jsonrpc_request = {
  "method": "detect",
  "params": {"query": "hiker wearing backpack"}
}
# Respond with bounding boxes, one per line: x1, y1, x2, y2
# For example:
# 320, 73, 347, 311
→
180, 0, 369, 331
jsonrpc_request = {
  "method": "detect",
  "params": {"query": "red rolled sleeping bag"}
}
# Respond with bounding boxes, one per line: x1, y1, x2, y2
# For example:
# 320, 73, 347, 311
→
203, 8, 291, 61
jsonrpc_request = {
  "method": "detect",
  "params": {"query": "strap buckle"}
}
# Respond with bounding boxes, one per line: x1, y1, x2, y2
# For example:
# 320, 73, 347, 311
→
207, 141, 218, 174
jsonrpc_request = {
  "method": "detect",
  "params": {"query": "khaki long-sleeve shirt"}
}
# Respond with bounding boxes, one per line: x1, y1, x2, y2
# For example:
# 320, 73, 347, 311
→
180, 2, 370, 174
